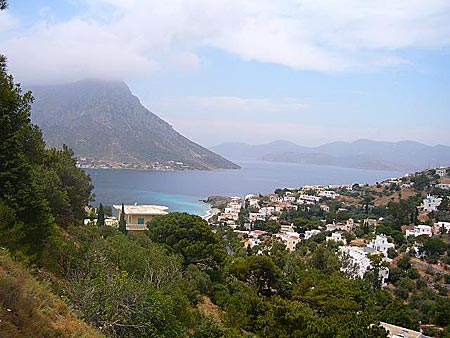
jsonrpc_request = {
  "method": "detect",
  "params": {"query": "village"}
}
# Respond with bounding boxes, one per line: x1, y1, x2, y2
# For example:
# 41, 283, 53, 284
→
206, 167, 450, 288
84, 166, 450, 291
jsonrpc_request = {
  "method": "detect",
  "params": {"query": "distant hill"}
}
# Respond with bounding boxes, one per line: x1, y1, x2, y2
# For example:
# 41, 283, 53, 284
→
211, 139, 450, 171
30, 80, 239, 171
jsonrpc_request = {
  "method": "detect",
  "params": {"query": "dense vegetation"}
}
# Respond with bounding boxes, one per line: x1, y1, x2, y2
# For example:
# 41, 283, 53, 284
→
0, 55, 93, 262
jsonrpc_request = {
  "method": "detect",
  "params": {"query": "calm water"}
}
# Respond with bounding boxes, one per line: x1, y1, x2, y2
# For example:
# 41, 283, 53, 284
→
86, 161, 404, 216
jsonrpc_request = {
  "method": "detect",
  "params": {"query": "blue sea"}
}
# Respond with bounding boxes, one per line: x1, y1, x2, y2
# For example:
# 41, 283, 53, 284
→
86, 161, 404, 216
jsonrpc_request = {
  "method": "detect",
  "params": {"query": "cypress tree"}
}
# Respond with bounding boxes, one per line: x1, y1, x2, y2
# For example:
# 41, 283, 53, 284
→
97, 203, 105, 226
119, 203, 127, 235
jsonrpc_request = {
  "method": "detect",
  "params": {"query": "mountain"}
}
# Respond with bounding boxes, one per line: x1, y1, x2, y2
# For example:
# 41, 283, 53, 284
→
210, 140, 313, 161
211, 139, 450, 171
30, 80, 239, 170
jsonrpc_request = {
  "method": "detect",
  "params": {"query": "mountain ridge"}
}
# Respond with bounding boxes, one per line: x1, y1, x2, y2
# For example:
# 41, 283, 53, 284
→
30, 79, 240, 171
211, 139, 450, 171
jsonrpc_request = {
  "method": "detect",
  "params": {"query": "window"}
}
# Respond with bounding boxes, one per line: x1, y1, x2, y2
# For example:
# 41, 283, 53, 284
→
137, 217, 144, 225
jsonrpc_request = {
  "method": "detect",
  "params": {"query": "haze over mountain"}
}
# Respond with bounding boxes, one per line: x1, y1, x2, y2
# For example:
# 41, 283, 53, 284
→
30, 80, 239, 170
211, 139, 450, 172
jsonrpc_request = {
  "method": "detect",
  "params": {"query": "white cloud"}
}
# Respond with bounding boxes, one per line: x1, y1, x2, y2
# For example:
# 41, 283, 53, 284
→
149, 96, 308, 118
3, 0, 450, 82
0, 11, 18, 33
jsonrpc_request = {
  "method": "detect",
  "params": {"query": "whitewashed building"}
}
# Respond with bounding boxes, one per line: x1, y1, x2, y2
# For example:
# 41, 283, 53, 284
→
298, 195, 321, 203
304, 229, 321, 240
405, 224, 433, 237
367, 235, 395, 257
435, 221, 450, 234
421, 195, 442, 212
326, 232, 346, 245
283, 195, 296, 202
436, 168, 447, 177
259, 207, 275, 216
339, 246, 390, 287
249, 212, 266, 222
319, 191, 339, 199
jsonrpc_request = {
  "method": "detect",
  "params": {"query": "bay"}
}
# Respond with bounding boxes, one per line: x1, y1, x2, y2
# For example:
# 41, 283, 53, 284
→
86, 161, 404, 216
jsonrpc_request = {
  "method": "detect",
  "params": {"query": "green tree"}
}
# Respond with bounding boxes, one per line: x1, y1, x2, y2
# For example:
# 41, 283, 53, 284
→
265, 220, 281, 234
0, 55, 57, 260
365, 254, 387, 290
148, 213, 226, 269
228, 256, 281, 295
397, 255, 412, 270
104, 205, 113, 217
97, 203, 105, 227
43, 145, 93, 226
434, 297, 450, 326
118, 203, 127, 235
421, 237, 446, 257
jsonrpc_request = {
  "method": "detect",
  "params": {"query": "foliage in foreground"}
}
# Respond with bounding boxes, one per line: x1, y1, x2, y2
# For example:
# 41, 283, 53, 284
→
0, 249, 103, 338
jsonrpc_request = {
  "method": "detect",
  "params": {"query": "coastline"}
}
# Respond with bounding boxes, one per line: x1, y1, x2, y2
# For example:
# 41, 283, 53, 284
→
202, 205, 220, 220
81, 166, 241, 173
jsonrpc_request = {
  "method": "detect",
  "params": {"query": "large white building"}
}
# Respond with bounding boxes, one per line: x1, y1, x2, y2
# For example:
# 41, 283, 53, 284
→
339, 246, 390, 287
421, 195, 442, 212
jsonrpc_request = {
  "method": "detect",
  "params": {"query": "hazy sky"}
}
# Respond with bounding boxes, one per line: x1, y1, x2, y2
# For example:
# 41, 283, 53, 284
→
1, 0, 450, 147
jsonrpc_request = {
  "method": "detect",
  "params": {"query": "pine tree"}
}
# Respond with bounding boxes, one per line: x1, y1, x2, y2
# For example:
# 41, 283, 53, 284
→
97, 203, 105, 227
118, 203, 127, 235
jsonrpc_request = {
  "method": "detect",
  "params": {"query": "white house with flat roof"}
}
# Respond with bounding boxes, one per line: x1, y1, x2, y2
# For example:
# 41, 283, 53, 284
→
326, 232, 346, 245
319, 191, 339, 199
113, 204, 169, 231
406, 225, 432, 238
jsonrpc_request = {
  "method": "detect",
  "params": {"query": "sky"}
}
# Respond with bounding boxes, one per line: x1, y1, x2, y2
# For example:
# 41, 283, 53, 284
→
1, 0, 450, 147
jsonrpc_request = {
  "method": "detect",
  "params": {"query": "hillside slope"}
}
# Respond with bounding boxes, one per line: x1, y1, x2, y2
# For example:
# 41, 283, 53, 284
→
30, 80, 239, 170
0, 250, 104, 338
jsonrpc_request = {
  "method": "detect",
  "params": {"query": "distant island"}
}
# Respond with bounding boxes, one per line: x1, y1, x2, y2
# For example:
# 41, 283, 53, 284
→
30, 79, 240, 171
211, 139, 450, 172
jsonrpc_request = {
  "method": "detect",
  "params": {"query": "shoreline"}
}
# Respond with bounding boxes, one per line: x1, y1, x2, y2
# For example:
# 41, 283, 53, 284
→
202, 205, 220, 220
82, 166, 241, 173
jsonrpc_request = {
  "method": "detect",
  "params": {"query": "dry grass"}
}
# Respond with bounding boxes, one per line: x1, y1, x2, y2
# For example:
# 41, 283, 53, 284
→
0, 249, 104, 338
372, 188, 418, 206
197, 295, 222, 323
